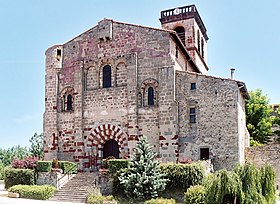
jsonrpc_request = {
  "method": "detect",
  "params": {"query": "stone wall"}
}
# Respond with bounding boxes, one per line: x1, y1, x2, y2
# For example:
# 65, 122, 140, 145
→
246, 144, 280, 189
37, 172, 75, 189
176, 71, 247, 170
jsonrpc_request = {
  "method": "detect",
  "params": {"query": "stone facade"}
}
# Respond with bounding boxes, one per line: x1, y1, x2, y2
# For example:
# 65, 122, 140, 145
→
43, 5, 249, 171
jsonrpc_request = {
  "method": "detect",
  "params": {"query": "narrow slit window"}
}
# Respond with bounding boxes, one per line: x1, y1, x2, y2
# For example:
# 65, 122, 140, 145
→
197, 31, 200, 53
175, 46, 178, 58
148, 87, 154, 106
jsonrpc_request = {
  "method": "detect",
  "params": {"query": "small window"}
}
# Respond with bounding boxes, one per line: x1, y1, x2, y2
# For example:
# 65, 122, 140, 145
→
175, 46, 178, 58
66, 94, 73, 111
56, 49, 62, 61
201, 38, 204, 58
103, 65, 112, 88
200, 148, 209, 160
197, 30, 200, 53
148, 87, 154, 106
190, 108, 196, 123
191, 83, 196, 90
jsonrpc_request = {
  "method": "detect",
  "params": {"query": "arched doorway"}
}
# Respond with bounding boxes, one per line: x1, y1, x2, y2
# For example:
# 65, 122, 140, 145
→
103, 139, 119, 159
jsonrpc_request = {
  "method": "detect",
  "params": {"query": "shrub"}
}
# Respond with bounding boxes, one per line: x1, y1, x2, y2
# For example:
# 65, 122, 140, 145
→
160, 162, 205, 191
184, 185, 206, 204
145, 197, 176, 204
36, 161, 52, 172
108, 159, 129, 176
102, 156, 116, 169
12, 156, 39, 169
4, 167, 35, 189
9, 184, 56, 200
87, 194, 115, 204
59, 161, 77, 174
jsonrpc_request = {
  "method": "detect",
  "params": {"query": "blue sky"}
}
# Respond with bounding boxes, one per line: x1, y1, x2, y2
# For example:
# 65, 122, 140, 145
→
0, 0, 279, 148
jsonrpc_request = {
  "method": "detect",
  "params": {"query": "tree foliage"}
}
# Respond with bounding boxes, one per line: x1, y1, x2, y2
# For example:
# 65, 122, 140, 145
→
119, 136, 167, 201
203, 163, 276, 204
29, 133, 44, 159
246, 89, 273, 144
0, 145, 30, 166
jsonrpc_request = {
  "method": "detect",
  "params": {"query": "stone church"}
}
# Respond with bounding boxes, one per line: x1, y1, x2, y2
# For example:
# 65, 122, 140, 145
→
44, 5, 250, 171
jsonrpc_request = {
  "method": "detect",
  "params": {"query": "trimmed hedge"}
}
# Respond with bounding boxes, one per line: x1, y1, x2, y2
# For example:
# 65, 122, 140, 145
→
4, 167, 35, 189
87, 194, 115, 204
144, 198, 176, 204
37, 161, 52, 172
107, 159, 129, 176
9, 184, 56, 200
36, 160, 77, 174
184, 185, 206, 204
59, 161, 77, 174
160, 162, 205, 191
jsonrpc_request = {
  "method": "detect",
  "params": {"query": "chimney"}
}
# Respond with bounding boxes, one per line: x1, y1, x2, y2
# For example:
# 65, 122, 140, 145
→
230, 68, 235, 80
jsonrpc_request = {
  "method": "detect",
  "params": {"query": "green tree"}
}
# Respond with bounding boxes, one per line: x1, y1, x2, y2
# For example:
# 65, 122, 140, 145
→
119, 136, 167, 201
29, 133, 44, 159
0, 146, 30, 166
246, 89, 273, 144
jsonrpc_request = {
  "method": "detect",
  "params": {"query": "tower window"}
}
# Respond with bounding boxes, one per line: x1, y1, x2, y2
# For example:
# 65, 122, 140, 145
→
56, 49, 61, 61
148, 87, 155, 106
201, 38, 204, 58
175, 46, 178, 58
191, 83, 196, 90
103, 65, 112, 88
197, 31, 200, 53
174, 26, 185, 45
200, 148, 209, 160
66, 94, 73, 111
190, 108, 196, 123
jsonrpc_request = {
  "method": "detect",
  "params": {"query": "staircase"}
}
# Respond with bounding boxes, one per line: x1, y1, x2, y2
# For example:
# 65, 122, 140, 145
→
49, 172, 97, 203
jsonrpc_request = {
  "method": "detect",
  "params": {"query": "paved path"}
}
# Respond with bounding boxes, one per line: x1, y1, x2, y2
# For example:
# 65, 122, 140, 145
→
0, 184, 84, 204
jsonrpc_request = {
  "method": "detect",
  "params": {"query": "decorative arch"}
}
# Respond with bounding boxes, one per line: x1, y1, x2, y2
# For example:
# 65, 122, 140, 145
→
87, 124, 128, 165
140, 78, 159, 107
60, 86, 75, 111
116, 61, 127, 87
85, 64, 98, 90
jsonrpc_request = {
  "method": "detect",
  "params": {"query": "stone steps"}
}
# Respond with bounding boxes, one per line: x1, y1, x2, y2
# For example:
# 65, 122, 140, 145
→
49, 172, 98, 203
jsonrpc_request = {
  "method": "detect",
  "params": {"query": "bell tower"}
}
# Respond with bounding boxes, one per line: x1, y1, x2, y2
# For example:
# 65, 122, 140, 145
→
160, 5, 209, 74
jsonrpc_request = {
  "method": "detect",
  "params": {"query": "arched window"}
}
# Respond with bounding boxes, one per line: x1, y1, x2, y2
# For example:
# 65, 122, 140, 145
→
174, 26, 185, 45
148, 87, 154, 106
103, 65, 112, 88
66, 94, 73, 111
60, 86, 74, 112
